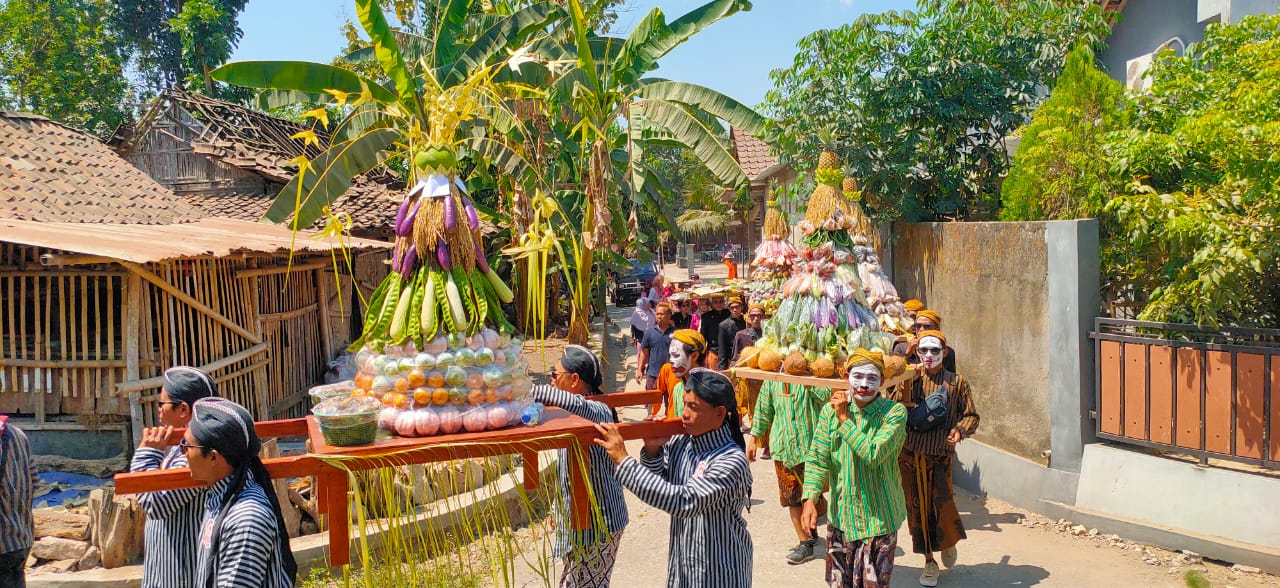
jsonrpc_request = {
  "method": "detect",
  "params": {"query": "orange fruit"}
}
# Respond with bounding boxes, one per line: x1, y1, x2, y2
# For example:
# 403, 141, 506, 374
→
394, 393, 411, 410
484, 388, 500, 403
426, 371, 446, 388
467, 389, 484, 405
394, 378, 411, 393
412, 387, 432, 405
431, 388, 450, 405
408, 370, 427, 388
381, 393, 395, 407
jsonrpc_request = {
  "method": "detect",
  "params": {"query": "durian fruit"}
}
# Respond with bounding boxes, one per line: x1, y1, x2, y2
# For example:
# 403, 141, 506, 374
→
804, 150, 852, 226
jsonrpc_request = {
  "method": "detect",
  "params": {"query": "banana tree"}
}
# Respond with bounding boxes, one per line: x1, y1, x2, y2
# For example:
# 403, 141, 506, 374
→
526, 0, 769, 344
210, 0, 561, 231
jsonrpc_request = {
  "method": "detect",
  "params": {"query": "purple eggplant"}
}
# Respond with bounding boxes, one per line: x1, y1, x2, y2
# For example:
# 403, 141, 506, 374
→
436, 240, 452, 270
443, 193, 456, 230
401, 244, 418, 275
397, 198, 421, 237
391, 241, 402, 273
462, 196, 479, 231
473, 243, 491, 274
394, 196, 413, 237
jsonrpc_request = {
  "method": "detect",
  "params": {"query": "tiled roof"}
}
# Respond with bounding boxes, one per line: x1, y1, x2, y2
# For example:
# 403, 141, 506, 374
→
0, 112, 200, 224
730, 127, 780, 180
183, 175, 402, 234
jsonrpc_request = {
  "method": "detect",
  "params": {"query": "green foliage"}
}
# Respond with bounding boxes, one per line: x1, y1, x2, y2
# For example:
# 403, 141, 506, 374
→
1104, 14, 1280, 328
169, 0, 245, 95
764, 0, 1110, 221
0, 0, 129, 137
1001, 45, 1129, 221
1182, 569, 1211, 588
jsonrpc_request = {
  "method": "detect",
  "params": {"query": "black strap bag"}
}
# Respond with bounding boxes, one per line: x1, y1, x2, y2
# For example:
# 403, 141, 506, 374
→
907, 385, 950, 432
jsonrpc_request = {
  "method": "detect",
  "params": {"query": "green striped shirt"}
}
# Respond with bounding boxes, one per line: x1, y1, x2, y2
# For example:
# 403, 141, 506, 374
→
803, 396, 907, 541
749, 381, 832, 468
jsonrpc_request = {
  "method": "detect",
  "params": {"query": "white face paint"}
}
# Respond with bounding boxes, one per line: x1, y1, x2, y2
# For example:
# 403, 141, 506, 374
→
917, 336, 945, 369
847, 364, 882, 404
669, 339, 691, 376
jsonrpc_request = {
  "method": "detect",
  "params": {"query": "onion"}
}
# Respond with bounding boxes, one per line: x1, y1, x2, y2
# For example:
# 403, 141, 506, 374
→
414, 408, 440, 436
481, 328, 501, 349
378, 407, 400, 431
486, 405, 510, 429
395, 412, 418, 437
462, 408, 488, 432
437, 406, 462, 434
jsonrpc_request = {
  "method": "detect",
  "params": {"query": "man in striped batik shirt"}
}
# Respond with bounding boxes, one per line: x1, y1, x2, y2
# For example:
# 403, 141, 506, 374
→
0, 417, 37, 588
595, 369, 753, 588
802, 349, 908, 588
129, 367, 217, 588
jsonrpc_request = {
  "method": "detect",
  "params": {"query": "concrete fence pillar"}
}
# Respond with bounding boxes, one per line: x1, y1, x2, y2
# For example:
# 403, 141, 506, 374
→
1046, 220, 1101, 472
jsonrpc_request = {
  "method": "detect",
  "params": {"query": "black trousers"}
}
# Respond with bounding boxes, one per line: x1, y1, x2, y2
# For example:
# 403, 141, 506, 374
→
0, 547, 29, 588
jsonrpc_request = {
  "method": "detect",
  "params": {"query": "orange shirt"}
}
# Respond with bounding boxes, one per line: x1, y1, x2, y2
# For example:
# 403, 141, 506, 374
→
723, 258, 738, 280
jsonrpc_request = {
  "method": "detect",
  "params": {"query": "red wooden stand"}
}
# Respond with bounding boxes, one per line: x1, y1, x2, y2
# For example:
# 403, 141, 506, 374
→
114, 392, 681, 567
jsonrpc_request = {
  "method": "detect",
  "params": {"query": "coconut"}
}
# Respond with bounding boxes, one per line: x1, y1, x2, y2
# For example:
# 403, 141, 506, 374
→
735, 346, 761, 369
810, 357, 835, 378
782, 351, 809, 376
757, 349, 783, 372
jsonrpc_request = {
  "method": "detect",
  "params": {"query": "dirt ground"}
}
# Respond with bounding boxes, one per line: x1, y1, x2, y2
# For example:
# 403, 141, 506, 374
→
493, 304, 1280, 588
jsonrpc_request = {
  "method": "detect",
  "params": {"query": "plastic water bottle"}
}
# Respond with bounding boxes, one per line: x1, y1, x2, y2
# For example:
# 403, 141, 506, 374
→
520, 402, 545, 427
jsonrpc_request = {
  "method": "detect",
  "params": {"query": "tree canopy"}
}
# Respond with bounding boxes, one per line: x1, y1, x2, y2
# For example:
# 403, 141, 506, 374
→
1104, 14, 1280, 328
763, 0, 1110, 221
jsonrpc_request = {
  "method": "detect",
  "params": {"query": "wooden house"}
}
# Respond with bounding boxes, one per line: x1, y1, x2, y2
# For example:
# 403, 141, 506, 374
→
111, 89, 402, 241
0, 111, 390, 452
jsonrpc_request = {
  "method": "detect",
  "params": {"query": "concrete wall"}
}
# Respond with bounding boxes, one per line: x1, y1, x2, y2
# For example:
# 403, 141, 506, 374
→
892, 222, 1051, 461
1100, 0, 1205, 84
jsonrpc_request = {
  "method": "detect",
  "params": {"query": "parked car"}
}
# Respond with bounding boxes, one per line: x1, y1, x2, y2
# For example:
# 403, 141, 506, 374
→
608, 259, 659, 307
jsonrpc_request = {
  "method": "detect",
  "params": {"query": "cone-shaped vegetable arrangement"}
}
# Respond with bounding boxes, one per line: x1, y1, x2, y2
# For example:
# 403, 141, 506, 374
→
840, 176, 913, 335
339, 145, 530, 439
738, 151, 895, 377
746, 198, 797, 316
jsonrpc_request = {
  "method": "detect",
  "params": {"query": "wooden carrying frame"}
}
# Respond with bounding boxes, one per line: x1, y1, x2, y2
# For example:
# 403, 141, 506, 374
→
730, 366, 916, 390
113, 390, 680, 567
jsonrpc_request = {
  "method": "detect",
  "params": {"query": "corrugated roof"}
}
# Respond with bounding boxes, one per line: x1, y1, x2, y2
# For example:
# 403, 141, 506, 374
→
0, 112, 200, 224
0, 217, 389, 263
730, 127, 780, 180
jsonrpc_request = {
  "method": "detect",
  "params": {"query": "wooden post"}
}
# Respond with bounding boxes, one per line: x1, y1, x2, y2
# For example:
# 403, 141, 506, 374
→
125, 273, 141, 439
315, 268, 334, 363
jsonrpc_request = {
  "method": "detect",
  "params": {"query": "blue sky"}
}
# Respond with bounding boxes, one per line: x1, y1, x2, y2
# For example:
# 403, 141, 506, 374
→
232, 0, 915, 109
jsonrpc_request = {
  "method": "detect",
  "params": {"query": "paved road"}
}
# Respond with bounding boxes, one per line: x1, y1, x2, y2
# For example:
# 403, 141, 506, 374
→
505, 304, 1277, 587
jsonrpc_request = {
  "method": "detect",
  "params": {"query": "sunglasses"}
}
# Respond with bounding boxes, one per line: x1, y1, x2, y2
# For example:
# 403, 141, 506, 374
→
177, 437, 208, 453
918, 347, 944, 356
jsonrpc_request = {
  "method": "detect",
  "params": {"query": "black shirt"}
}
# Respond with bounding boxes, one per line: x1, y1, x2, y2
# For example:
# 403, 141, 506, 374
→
672, 310, 691, 330
699, 309, 730, 354
716, 316, 747, 370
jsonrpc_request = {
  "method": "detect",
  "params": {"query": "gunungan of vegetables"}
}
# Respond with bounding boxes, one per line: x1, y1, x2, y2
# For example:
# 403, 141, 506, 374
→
354, 145, 515, 353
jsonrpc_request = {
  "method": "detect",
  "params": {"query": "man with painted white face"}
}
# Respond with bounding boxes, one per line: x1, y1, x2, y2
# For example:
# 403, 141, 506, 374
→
885, 330, 979, 587
646, 329, 710, 420
801, 349, 907, 587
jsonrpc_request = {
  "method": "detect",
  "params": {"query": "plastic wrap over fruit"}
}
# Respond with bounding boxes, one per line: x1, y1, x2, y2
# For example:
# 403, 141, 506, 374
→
348, 328, 534, 437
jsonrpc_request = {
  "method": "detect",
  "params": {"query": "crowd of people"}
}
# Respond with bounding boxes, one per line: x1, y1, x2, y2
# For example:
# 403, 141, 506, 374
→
612, 277, 980, 587
0, 256, 973, 588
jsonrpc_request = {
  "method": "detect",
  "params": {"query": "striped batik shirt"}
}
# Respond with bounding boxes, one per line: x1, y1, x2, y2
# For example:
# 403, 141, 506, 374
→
885, 369, 980, 456
530, 385, 629, 557
750, 381, 833, 468
614, 424, 753, 588
131, 446, 205, 588
0, 423, 37, 555
196, 476, 292, 588
803, 396, 908, 542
